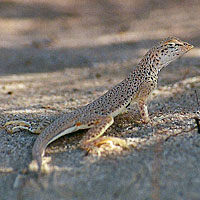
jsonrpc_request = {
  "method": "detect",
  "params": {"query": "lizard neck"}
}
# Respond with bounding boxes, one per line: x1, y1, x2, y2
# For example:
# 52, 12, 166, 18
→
138, 57, 159, 74
137, 46, 168, 73
137, 62, 159, 76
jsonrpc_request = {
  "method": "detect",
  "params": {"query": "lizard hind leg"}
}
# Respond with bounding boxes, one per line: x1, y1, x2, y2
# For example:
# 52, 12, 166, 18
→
79, 116, 129, 154
3, 120, 49, 134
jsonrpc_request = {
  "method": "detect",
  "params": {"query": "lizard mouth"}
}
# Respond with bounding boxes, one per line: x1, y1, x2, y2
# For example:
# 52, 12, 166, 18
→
188, 44, 194, 50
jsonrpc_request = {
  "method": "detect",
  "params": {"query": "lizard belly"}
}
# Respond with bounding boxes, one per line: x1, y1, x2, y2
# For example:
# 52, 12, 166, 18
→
111, 103, 129, 118
47, 124, 91, 146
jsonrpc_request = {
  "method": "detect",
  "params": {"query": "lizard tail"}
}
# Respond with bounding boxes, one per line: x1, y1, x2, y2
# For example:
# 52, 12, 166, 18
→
32, 115, 79, 172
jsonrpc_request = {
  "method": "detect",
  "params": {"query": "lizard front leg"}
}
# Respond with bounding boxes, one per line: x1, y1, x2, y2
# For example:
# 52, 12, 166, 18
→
138, 100, 150, 123
137, 80, 157, 123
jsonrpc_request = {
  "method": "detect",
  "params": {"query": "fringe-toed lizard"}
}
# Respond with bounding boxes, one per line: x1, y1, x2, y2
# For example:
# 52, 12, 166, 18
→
4, 37, 193, 171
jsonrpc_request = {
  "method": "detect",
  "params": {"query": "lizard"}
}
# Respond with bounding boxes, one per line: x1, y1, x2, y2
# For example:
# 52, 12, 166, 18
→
4, 37, 193, 171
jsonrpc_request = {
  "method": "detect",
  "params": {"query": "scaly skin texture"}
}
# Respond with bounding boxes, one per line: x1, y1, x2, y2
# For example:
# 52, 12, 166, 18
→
4, 37, 193, 171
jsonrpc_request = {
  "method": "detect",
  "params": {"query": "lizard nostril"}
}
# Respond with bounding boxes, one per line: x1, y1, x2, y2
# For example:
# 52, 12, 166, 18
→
183, 42, 193, 50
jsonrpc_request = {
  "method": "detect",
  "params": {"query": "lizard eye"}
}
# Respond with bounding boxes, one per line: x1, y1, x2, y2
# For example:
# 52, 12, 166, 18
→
167, 42, 175, 46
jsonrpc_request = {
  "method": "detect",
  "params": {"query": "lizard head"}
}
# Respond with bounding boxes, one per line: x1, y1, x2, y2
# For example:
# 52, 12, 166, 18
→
152, 37, 193, 71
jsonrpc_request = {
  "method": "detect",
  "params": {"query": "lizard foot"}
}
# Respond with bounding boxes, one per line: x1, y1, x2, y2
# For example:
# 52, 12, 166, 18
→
81, 136, 130, 156
94, 136, 129, 148
3, 120, 41, 134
